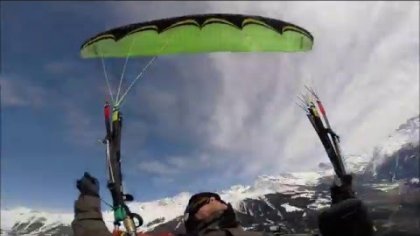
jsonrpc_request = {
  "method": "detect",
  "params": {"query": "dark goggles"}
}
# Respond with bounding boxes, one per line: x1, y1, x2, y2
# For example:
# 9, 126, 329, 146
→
183, 193, 224, 223
185, 197, 211, 217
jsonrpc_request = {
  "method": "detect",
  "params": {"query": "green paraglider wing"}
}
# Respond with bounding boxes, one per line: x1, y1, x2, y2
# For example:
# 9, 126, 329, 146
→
80, 13, 314, 58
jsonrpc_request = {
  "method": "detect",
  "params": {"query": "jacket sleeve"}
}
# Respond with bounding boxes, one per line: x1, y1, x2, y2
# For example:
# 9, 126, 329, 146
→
72, 194, 112, 236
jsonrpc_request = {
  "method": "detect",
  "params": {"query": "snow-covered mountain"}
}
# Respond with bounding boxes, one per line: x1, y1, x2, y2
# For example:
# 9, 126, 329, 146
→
0, 172, 327, 235
365, 116, 419, 181
1, 115, 419, 236
370, 116, 419, 175
0, 207, 73, 235
375, 116, 419, 160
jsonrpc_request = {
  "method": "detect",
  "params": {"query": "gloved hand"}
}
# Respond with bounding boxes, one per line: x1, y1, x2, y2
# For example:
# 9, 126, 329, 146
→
321, 175, 374, 236
76, 172, 100, 197
318, 198, 374, 236
330, 174, 355, 204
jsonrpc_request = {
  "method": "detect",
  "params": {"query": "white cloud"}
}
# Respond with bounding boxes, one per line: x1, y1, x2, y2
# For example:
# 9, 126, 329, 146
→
62, 104, 104, 147
1, 75, 48, 108
0, 71, 105, 147
44, 61, 76, 75
152, 176, 175, 185
137, 153, 224, 177
104, 1, 419, 181
138, 160, 180, 175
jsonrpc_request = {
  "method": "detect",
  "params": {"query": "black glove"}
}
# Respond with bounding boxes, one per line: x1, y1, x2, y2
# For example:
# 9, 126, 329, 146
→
330, 174, 356, 204
76, 172, 100, 197
318, 198, 374, 236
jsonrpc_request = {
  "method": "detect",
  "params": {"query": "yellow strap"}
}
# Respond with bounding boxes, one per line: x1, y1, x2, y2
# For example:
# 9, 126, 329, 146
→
112, 110, 120, 122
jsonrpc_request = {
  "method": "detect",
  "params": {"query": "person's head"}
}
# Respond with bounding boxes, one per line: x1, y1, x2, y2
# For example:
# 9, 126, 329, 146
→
184, 192, 232, 233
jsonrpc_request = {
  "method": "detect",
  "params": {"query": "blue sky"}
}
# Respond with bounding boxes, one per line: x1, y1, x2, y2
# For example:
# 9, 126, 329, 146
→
0, 2, 233, 210
1, 1, 419, 212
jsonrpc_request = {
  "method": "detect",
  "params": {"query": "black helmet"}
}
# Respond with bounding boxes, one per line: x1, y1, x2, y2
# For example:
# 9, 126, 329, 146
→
183, 192, 226, 233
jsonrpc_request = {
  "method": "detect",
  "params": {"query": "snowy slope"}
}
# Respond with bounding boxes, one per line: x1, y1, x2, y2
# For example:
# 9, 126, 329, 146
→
103, 192, 192, 231
345, 154, 372, 173
0, 207, 73, 235
219, 172, 322, 208
317, 153, 372, 177
373, 116, 419, 166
